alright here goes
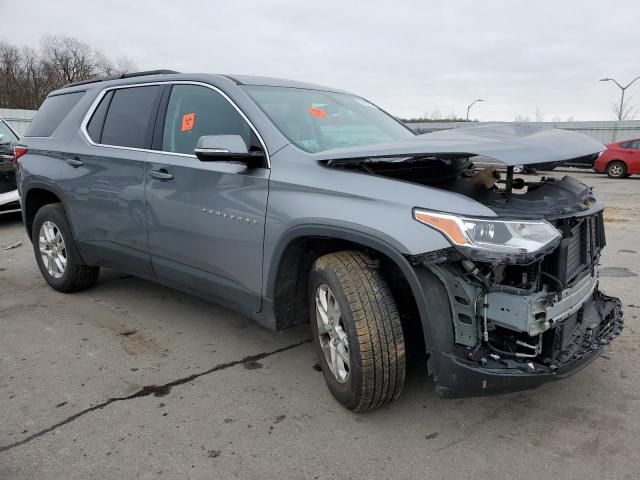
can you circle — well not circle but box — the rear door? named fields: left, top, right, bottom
left=144, top=83, right=269, bottom=312
left=58, top=84, right=163, bottom=275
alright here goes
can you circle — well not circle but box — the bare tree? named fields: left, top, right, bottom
left=610, top=98, right=638, bottom=120
left=535, top=107, right=544, bottom=122
left=0, top=35, right=136, bottom=109
left=41, top=35, right=98, bottom=84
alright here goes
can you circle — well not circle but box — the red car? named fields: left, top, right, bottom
left=594, top=138, right=640, bottom=178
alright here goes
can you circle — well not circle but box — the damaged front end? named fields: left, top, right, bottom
left=408, top=172, right=624, bottom=396
left=418, top=247, right=623, bottom=397
left=320, top=124, right=624, bottom=396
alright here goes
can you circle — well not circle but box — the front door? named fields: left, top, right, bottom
left=144, top=84, right=269, bottom=312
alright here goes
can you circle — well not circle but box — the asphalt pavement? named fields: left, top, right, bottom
left=1, top=169, right=639, bottom=479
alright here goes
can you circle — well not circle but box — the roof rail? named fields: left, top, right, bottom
left=63, top=70, right=180, bottom=88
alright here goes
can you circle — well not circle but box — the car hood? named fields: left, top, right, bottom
left=311, top=124, right=605, bottom=166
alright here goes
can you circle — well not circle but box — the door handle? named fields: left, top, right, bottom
left=66, top=158, right=84, bottom=168
left=149, top=169, right=174, bottom=180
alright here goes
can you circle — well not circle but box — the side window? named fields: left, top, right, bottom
left=630, top=140, right=640, bottom=149
left=86, top=90, right=114, bottom=143
left=161, top=85, right=251, bottom=155
left=26, top=91, right=85, bottom=137
left=99, top=85, right=162, bottom=149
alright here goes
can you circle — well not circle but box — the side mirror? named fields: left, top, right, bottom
left=194, top=135, right=250, bottom=162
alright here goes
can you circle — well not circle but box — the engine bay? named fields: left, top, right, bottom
left=329, top=155, right=598, bottom=217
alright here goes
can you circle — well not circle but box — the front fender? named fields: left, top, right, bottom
left=265, top=221, right=422, bottom=301
left=264, top=223, right=456, bottom=372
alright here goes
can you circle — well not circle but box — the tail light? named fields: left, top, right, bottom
left=13, top=145, right=28, bottom=163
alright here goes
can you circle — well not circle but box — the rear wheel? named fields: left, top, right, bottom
left=32, top=203, right=99, bottom=292
left=309, top=251, right=406, bottom=411
left=606, top=161, right=627, bottom=178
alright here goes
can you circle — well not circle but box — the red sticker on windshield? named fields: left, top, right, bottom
left=308, top=107, right=327, bottom=118
left=181, top=112, right=195, bottom=131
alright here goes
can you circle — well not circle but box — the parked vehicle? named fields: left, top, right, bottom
left=0, top=116, right=21, bottom=215
left=563, top=153, right=599, bottom=169
left=16, top=71, right=623, bottom=410
left=594, top=138, right=640, bottom=178
left=512, top=153, right=598, bottom=174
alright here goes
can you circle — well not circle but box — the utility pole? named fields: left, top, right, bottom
left=466, top=99, right=484, bottom=121
left=600, top=76, right=640, bottom=120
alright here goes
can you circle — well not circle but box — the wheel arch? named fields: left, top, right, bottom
left=606, top=158, right=628, bottom=171
left=266, top=225, right=442, bottom=360
left=22, top=184, right=70, bottom=241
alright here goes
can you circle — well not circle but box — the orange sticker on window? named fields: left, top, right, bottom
left=181, top=112, right=195, bottom=132
left=308, top=107, right=327, bottom=118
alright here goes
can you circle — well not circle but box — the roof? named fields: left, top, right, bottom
left=223, top=74, right=349, bottom=93
left=53, top=71, right=349, bottom=96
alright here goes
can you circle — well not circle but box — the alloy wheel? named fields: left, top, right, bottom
left=315, top=284, right=350, bottom=383
left=38, top=220, right=67, bottom=279
left=609, top=163, right=624, bottom=177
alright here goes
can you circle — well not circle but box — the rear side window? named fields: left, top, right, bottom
left=98, top=86, right=162, bottom=149
left=26, top=92, right=85, bottom=137
left=86, top=90, right=114, bottom=143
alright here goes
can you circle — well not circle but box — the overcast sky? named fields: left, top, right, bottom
left=2, top=0, right=639, bottom=121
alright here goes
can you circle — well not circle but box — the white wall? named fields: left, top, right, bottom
left=0, top=108, right=37, bottom=137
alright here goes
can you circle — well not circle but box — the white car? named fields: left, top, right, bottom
left=0, top=117, right=20, bottom=215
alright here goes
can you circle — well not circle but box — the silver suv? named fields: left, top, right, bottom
left=16, top=71, right=623, bottom=411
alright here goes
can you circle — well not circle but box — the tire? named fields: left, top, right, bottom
left=32, top=203, right=99, bottom=292
left=606, top=161, right=627, bottom=178
left=309, top=251, right=406, bottom=411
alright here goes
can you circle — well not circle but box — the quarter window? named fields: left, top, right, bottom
left=26, top=92, right=85, bottom=137
left=99, top=85, right=162, bottom=149
left=86, top=90, right=113, bottom=143
left=161, top=85, right=251, bottom=155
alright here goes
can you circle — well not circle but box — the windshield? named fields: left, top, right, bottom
left=242, top=85, right=415, bottom=153
left=0, top=119, right=19, bottom=145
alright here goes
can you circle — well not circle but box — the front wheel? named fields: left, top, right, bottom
left=309, top=251, right=406, bottom=412
left=32, top=203, right=100, bottom=292
left=606, top=161, right=627, bottom=178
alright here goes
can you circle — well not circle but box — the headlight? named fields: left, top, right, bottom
left=413, top=209, right=561, bottom=264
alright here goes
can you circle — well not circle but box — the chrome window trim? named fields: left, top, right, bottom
left=79, top=80, right=271, bottom=167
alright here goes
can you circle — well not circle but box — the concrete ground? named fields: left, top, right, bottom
left=1, top=169, right=639, bottom=479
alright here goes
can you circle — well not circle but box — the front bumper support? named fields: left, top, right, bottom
left=433, top=290, right=623, bottom=397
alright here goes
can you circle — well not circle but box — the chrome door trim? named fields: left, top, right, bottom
left=79, top=80, right=271, bottom=167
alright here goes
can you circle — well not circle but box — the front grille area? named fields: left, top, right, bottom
left=543, top=212, right=605, bottom=286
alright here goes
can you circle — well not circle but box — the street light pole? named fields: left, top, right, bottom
left=600, top=76, right=640, bottom=120
left=466, top=99, right=484, bottom=121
